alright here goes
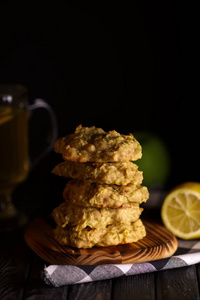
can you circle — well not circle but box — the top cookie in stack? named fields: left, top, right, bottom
left=51, top=125, right=149, bottom=249
left=54, top=124, right=142, bottom=162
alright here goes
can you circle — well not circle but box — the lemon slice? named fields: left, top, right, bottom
left=161, top=182, right=200, bottom=239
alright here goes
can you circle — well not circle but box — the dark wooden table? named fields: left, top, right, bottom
left=1, top=156, right=200, bottom=300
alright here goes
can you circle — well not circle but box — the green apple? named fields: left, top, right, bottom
left=133, top=131, right=171, bottom=188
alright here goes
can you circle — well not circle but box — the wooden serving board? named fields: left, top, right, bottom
left=24, top=218, right=178, bottom=265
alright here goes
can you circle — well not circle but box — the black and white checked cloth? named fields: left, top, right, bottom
left=44, top=239, right=200, bottom=286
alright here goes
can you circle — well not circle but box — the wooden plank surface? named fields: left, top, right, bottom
left=24, top=218, right=178, bottom=265
left=68, top=280, right=112, bottom=300
left=112, top=273, right=156, bottom=300
left=0, top=248, right=29, bottom=300
left=196, top=263, right=200, bottom=289
left=23, top=256, right=69, bottom=300
left=156, top=265, right=200, bottom=300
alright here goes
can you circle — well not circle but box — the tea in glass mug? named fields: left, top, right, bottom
left=0, top=84, right=57, bottom=230
left=0, top=105, right=29, bottom=194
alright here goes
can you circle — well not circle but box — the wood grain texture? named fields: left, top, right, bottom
left=156, top=265, right=200, bottom=300
left=112, top=273, right=156, bottom=300
left=0, top=243, right=30, bottom=300
left=23, top=256, right=69, bottom=300
left=68, top=280, right=112, bottom=300
left=24, top=218, right=178, bottom=265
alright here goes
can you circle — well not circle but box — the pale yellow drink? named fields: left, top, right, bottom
left=0, top=105, right=29, bottom=195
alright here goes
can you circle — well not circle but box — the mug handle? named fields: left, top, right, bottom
left=28, top=99, right=58, bottom=167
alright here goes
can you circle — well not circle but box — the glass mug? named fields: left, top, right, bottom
left=0, top=84, right=57, bottom=231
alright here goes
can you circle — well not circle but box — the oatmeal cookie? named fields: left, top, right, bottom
left=63, top=180, right=149, bottom=208
left=54, top=125, right=142, bottom=162
left=52, top=161, right=143, bottom=185
left=52, top=201, right=143, bottom=232
left=54, top=219, right=146, bottom=248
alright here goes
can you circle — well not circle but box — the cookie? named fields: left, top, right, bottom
left=52, top=201, right=143, bottom=232
left=52, top=161, right=143, bottom=185
left=63, top=180, right=149, bottom=208
left=54, top=125, right=142, bottom=162
left=54, top=219, right=146, bottom=248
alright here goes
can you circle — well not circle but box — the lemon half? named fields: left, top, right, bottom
left=161, top=182, right=200, bottom=239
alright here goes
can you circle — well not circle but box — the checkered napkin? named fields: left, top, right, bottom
left=44, top=239, right=200, bottom=286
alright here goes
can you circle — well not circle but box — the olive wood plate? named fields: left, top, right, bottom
left=24, top=218, right=178, bottom=265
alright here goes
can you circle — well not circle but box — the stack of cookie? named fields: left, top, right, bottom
left=51, top=125, right=149, bottom=248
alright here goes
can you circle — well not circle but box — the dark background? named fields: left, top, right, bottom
left=0, top=1, right=199, bottom=214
